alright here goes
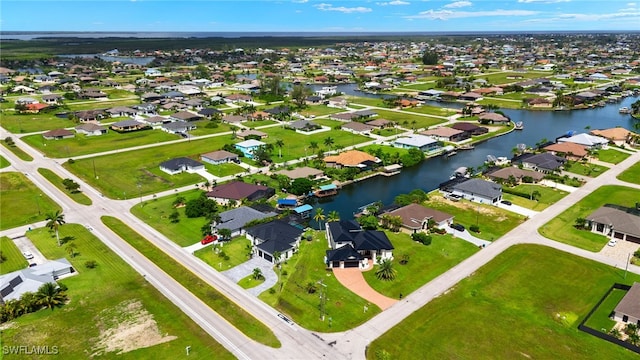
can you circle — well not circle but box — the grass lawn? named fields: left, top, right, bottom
left=37, top=168, right=92, bottom=206
left=618, top=160, right=640, bottom=184
left=203, top=161, right=245, bottom=177
left=0, top=172, right=61, bottom=230
left=259, top=231, right=381, bottom=332
left=187, top=120, right=232, bottom=136
left=367, top=244, right=640, bottom=360
left=584, top=288, right=627, bottom=332
left=0, top=112, right=74, bottom=133
left=194, top=237, right=253, bottom=271
left=22, top=129, right=180, bottom=158
left=563, top=161, right=609, bottom=177
left=131, top=189, right=209, bottom=247
left=2, top=223, right=235, bottom=359
left=0, top=154, right=10, bottom=168
left=596, top=148, right=631, bottom=164
left=502, top=184, right=569, bottom=211
left=397, top=82, right=437, bottom=91
left=62, top=136, right=228, bottom=199
left=346, top=96, right=388, bottom=108
left=539, top=185, right=640, bottom=251
left=101, top=216, right=280, bottom=347
left=0, top=140, right=33, bottom=161
left=476, top=98, right=525, bottom=109
left=404, top=105, right=457, bottom=117
left=374, top=109, right=445, bottom=129
left=297, top=105, right=343, bottom=117
left=476, top=71, right=548, bottom=85
left=372, top=128, right=399, bottom=137
left=425, top=193, right=526, bottom=241
left=238, top=274, right=265, bottom=289
left=362, top=232, right=478, bottom=298
left=0, top=236, right=28, bottom=273
left=244, top=119, right=277, bottom=128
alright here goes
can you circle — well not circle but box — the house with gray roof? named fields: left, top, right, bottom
left=75, top=123, right=107, bottom=136
left=201, top=150, right=239, bottom=165
left=446, top=178, right=503, bottom=204
left=246, top=221, right=303, bottom=264
left=161, top=121, right=196, bottom=134
left=586, top=204, right=640, bottom=244
left=512, top=152, right=566, bottom=173
left=614, top=282, right=640, bottom=324
left=0, top=259, right=74, bottom=303
left=159, top=157, right=204, bottom=175
left=211, top=206, right=277, bottom=238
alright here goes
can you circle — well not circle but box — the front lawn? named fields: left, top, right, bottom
left=596, top=148, right=631, bottom=164
left=194, top=236, right=252, bottom=271
left=563, top=161, right=609, bottom=177
left=244, top=119, right=277, bottom=128
left=367, top=244, right=640, bottom=359
left=101, top=216, right=280, bottom=347
left=362, top=232, right=478, bottom=298
left=539, top=185, right=640, bottom=251
left=130, top=189, right=209, bottom=247
left=38, top=168, right=92, bottom=205
left=0, top=172, right=61, bottom=230
left=618, top=160, right=640, bottom=184
left=259, top=231, right=381, bottom=332
left=0, top=236, right=28, bottom=273
left=501, top=184, right=569, bottom=211
left=203, top=162, right=245, bottom=178
left=3, top=224, right=234, bottom=359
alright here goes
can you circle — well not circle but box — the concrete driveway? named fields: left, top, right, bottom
left=446, top=227, right=491, bottom=247
left=13, top=235, right=47, bottom=265
left=496, top=202, right=539, bottom=218
left=222, top=257, right=278, bottom=296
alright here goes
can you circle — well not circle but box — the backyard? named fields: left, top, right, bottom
left=367, top=244, right=640, bottom=359
left=2, top=223, right=234, bottom=359
left=539, top=185, right=640, bottom=251
left=0, top=172, right=61, bottom=230
left=618, top=160, right=640, bottom=184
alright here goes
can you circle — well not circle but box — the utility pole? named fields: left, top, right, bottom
left=92, top=159, right=97, bottom=179
left=625, top=252, right=631, bottom=279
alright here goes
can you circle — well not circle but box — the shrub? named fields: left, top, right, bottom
left=411, top=232, right=432, bottom=245
left=67, top=158, right=75, bottom=164
left=84, top=260, right=97, bottom=269
left=469, top=225, right=480, bottom=233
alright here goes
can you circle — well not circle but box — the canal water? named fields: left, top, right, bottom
left=310, top=92, right=639, bottom=218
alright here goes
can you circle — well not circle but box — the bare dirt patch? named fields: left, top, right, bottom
left=91, top=299, right=176, bottom=357
left=430, top=193, right=499, bottom=216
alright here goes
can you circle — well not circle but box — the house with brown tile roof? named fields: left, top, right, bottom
left=486, top=167, right=545, bottom=183
left=206, top=181, right=275, bottom=206
left=543, top=142, right=588, bottom=160
left=590, top=128, right=635, bottom=145
left=384, top=203, right=454, bottom=233
left=42, top=129, right=74, bottom=140
left=201, top=150, right=239, bottom=165
left=366, top=118, right=393, bottom=128
left=236, top=129, right=267, bottom=140
left=324, top=150, right=381, bottom=169
left=341, top=121, right=375, bottom=134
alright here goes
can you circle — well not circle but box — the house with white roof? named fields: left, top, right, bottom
left=235, top=139, right=265, bottom=159
left=558, top=133, right=609, bottom=149
left=393, top=135, right=441, bottom=152
left=0, top=259, right=74, bottom=303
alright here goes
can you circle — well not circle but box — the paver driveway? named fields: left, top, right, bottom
left=333, top=267, right=398, bottom=310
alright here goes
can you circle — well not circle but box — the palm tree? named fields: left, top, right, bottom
left=375, top=258, right=397, bottom=281
left=65, top=242, right=77, bottom=258
left=531, top=190, right=541, bottom=201
left=323, top=136, right=334, bottom=149
left=36, top=282, right=67, bottom=310
left=327, top=210, right=340, bottom=223
left=19, top=292, right=38, bottom=314
left=217, top=228, right=231, bottom=241
left=309, top=141, right=319, bottom=153
left=252, top=267, right=263, bottom=280
left=275, top=139, right=285, bottom=158
left=314, top=208, right=326, bottom=230
left=45, top=210, right=65, bottom=247
left=389, top=216, right=403, bottom=232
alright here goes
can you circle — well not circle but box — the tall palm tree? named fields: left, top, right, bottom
left=45, top=210, right=65, bottom=247
left=36, top=283, right=67, bottom=310
left=323, top=136, right=334, bottom=149
left=252, top=267, right=263, bottom=280
left=65, top=242, right=77, bottom=258
left=314, top=208, right=326, bottom=230
left=309, top=141, right=319, bottom=153
left=275, top=139, right=285, bottom=158
left=327, top=210, right=340, bottom=223
left=375, top=258, right=397, bottom=281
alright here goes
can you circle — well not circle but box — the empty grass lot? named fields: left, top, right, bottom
left=0, top=172, right=61, bottom=230
left=2, top=224, right=234, bottom=359
left=0, top=236, right=28, bottom=274
left=0, top=154, right=9, bottom=168
left=563, top=161, right=609, bottom=177
left=596, top=148, right=631, bottom=164
left=22, top=129, right=180, bottom=158
left=203, top=161, right=245, bottom=177
left=367, top=244, right=640, bottom=359
left=617, top=160, right=640, bottom=184
left=373, top=109, right=445, bottom=129
left=539, top=185, right=640, bottom=251
left=259, top=231, right=381, bottom=332
left=101, top=216, right=280, bottom=347
left=63, top=136, right=228, bottom=199
left=362, top=232, right=478, bottom=298
left=37, top=168, right=92, bottom=205
left=131, top=189, right=208, bottom=247
left=403, top=105, right=457, bottom=117
left=297, top=105, right=344, bottom=117
left=501, top=184, right=569, bottom=211
left=0, top=113, right=74, bottom=133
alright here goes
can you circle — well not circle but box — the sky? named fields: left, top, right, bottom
left=1, top=0, right=640, bottom=33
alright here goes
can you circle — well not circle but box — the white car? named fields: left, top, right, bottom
left=607, top=239, right=618, bottom=247
left=22, top=251, right=34, bottom=260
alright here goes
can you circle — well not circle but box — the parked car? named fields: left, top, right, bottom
left=29, top=263, right=37, bottom=268
left=201, top=235, right=218, bottom=245
left=22, top=251, right=34, bottom=260
left=608, top=239, right=618, bottom=247
left=501, top=200, right=512, bottom=206
left=450, top=223, right=465, bottom=232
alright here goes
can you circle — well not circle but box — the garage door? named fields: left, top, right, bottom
left=263, top=253, right=273, bottom=262
left=614, top=232, right=624, bottom=240
left=627, top=235, right=640, bottom=244
left=344, top=261, right=359, bottom=268
left=332, top=261, right=341, bottom=268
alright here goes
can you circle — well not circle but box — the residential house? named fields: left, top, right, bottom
left=0, top=259, right=74, bottom=302
left=159, top=157, right=205, bottom=175
left=75, top=110, right=104, bottom=123
left=451, top=122, right=489, bottom=136
left=558, top=133, right=609, bottom=149
left=140, top=115, right=170, bottom=128
left=110, top=119, right=147, bottom=132
left=236, top=129, right=267, bottom=140
left=289, top=120, right=321, bottom=132
left=543, top=142, right=588, bottom=160
left=586, top=204, right=640, bottom=243
left=590, top=128, right=635, bottom=146
left=342, top=121, right=374, bottom=134
left=235, top=139, right=266, bottom=159
left=106, top=106, right=138, bottom=118
left=201, top=150, right=239, bottom=165
left=75, top=123, right=107, bottom=136
left=512, top=152, right=566, bottom=173
left=478, top=112, right=510, bottom=125
left=324, top=150, right=381, bottom=170
left=211, top=206, right=277, bottom=238
left=384, top=203, right=454, bottom=233
left=327, top=97, right=348, bottom=108
left=222, top=114, right=248, bottom=124
left=393, top=135, right=441, bottom=152
left=42, top=129, right=74, bottom=140
left=276, top=166, right=325, bottom=181
left=206, top=181, right=275, bottom=205
left=198, top=108, right=222, bottom=119
left=225, top=93, right=253, bottom=104
left=613, top=282, right=640, bottom=324
left=366, top=118, right=393, bottom=129
left=42, top=94, right=63, bottom=104
left=246, top=221, right=303, bottom=264
left=325, top=220, right=394, bottom=269
left=161, top=121, right=196, bottom=135
left=420, top=127, right=469, bottom=142
left=485, top=167, right=545, bottom=183
left=443, top=178, right=503, bottom=204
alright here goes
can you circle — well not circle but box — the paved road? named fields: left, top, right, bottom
left=3, top=122, right=640, bottom=360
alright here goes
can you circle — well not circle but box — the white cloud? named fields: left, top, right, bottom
left=315, top=3, right=373, bottom=13
left=444, top=1, right=472, bottom=8
left=377, top=0, right=411, bottom=5
left=556, top=10, right=640, bottom=20
left=406, top=9, right=538, bottom=20
left=628, top=2, right=637, bottom=5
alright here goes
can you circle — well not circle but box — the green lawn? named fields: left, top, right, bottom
left=244, top=119, right=277, bottom=128
left=22, top=129, right=180, bottom=158
left=595, top=148, right=631, bottom=164
left=297, top=105, right=343, bottom=117
left=373, top=109, right=445, bottom=129
left=563, top=161, right=609, bottom=177
left=502, top=184, right=569, bottom=211
left=62, top=136, right=228, bottom=199
left=476, top=71, right=549, bottom=85
left=37, top=168, right=92, bottom=205
left=131, top=189, right=208, bottom=247
left=618, top=160, right=640, bottom=184
left=0, top=112, right=74, bottom=133
left=476, top=98, right=525, bottom=109
left=397, top=82, right=437, bottom=91
left=101, top=216, right=280, bottom=347
left=0, top=236, right=28, bottom=273
left=0, top=172, right=61, bottom=230
left=238, top=274, right=265, bottom=289
left=362, top=232, right=478, bottom=298
left=584, top=288, right=627, bottom=332
left=425, top=193, right=526, bottom=241
left=0, top=154, right=10, bottom=168
left=0, top=140, right=33, bottom=161
left=259, top=231, right=381, bottom=332
left=404, top=105, right=457, bottom=117
left=2, top=223, right=234, bottom=359
left=194, top=237, right=253, bottom=271
left=203, top=161, right=245, bottom=177
left=185, top=120, right=232, bottom=136
left=346, top=96, right=387, bottom=108
left=367, top=244, right=640, bottom=360
left=539, top=185, right=640, bottom=251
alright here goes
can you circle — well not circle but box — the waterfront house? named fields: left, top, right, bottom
left=512, top=152, right=566, bottom=173
left=75, top=123, right=107, bottom=136
left=485, top=167, right=545, bottom=183
left=478, top=112, right=510, bottom=125
left=325, top=220, right=394, bottom=269
left=393, top=135, right=440, bottom=152
left=383, top=203, right=454, bottom=233
left=206, top=181, right=275, bottom=206
left=590, top=128, right=635, bottom=146
left=276, top=166, right=325, bottom=181
left=246, top=221, right=303, bottom=264
left=451, top=122, right=489, bottom=136
left=420, top=127, right=469, bottom=142
left=235, top=139, right=266, bottom=159
left=543, top=142, right=588, bottom=160
left=558, top=133, right=609, bottom=149
left=211, top=206, right=277, bottom=238
left=613, top=282, right=640, bottom=324
left=585, top=204, right=640, bottom=244
left=159, top=157, right=204, bottom=175
left=324, top=150, right=381, bottom=170
left=201, top=150, right=239, bottom=165
left=443, top=178, right=502, bottom=204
